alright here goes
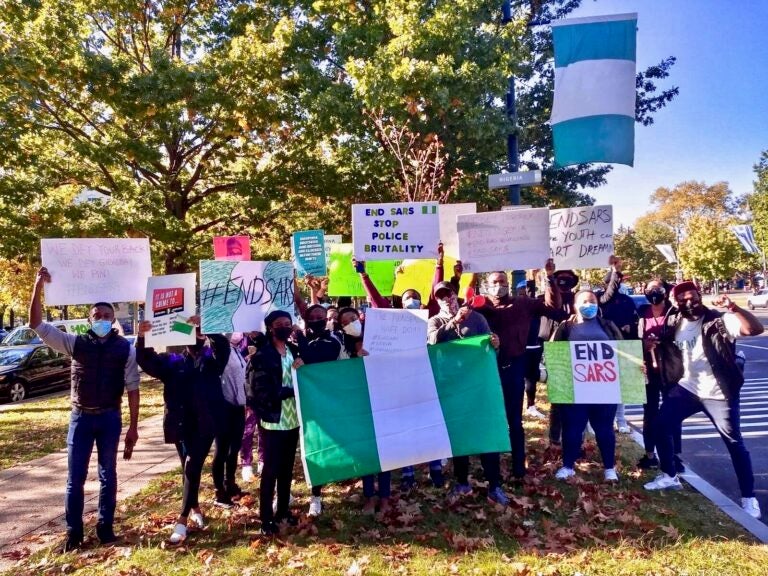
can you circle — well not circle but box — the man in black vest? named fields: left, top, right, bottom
left=30, top=267, right=140, bottom=551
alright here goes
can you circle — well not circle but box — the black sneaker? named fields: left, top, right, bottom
left=214, top=490, right=234, bottom=508
left=275, top=513, right=299, bottom=527
left=61, top=535, right=83, bottom=553
left=260, top=521, right=279, bottom=536
left=674, top=456, right=686, bottom=474
left=228, top=485, right=250, bottom=499
left=637, top=455, right=659, bottom=470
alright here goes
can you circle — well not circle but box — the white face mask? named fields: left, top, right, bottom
left=343, top=319, right=362, bottom=338
left=487, top=285, right=508, bottom=298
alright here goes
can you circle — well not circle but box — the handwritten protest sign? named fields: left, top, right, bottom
left=352, top=202, right=440, bottom=261
left=392, top=258, right=474, bottom=302
left=544, top=340, right=646, bottom=404
left=292, top=230, right=327, bottom=278
left=199, top=260, right=293, bottom=333
left=549, top=205, right=613, bottom=269
left=213, top=236, right=251, bottom=261
left=456, top=208, right=550, bottom=273
left=145, top=274, right=197, bottom=347
left=40, top=238, right=152, bottom=305
left=362, top=308, right=429, bottom=355
left=324, top=234, right=342, bottom=265
left=326, top=243, right=398, bottom=298
left=438, top=203, right=476, bottom=259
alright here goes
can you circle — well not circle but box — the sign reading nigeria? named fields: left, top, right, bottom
left=352, top=202, right=440, bottom=261
left=544, top=340, right=646, bottom=404
left=488, top=170, right=542, bottom=190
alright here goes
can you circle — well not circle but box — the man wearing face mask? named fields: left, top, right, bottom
left=29, top=267, right=140, bottom=552
left=477, top=260, right=561, bottom=480
left=644, top=281, right=764, bottom=520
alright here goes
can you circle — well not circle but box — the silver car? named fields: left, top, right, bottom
left=747, top=289, right=768, bottom=310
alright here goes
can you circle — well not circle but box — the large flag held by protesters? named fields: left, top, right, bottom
left=731, top=225, right=761, bottom=254
left=550, top=13, right=637, bottom=167
left=294, top=336, right=510, bottom=486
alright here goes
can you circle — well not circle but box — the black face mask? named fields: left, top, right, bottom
left=645, top=290, right=666, bottom=305
left=272, top=326, right=293, bottom=341
left=679, top=300, right=704, bottom=320
left=306, top=320, right=327, bottom=335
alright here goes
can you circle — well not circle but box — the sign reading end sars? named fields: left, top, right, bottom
left=352, top=202, right=440, bottom=261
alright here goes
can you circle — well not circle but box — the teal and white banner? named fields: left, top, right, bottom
left=550, top=13, right=637, bottom=167
left=544, top=340, right=646, bottom=404
left=731, top=225, right=760, bottom=255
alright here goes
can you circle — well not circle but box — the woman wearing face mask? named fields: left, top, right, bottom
left=135, top=316, right=230, bottom=544
left=636, top=279, right=682, bottom=471
left=551, top=290, right=624, bottom=483
left=247, top=311, right=303, bottom=535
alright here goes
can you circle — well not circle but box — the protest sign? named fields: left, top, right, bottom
left=291, top=230, right=327, bottom=278
left=213, top=236, right=251, bottom=261
left=40, top=238, right=152, bottom=305
left=199, top=260, right=293, bottom=333
left=391, top=258, right=473, bottom=302
left=145, top=273, right=197, bottom=347
left=326, top=243, right=398, bottom=297
left=438, top=203, right=476, bottom=258
left=352, top=202, right=440, bottom=261
left=324, top=234, right=343, bottom=265
left=544, top=340, right=646, bottom=404
left=362, top=308, right=429, bottom=355
left=456, top=208, right=550, bottom=273
left=549, top=205, right=613, bottom=269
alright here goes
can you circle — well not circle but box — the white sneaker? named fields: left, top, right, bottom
left=189, top=511, right=205, bottom=529
left=241, top=465, right=254, bottom=483
left=555, top=466, right=576, bottom=480
left=169, top=523, right=187, bottom=545
left=256, top=461, right=264, bottom=475
left=741, top=497, right=762, bottom=519
left=308, top=496, right=322, bottom=517
left=644, top=473, right=683, bottom=491
left=526, top=406, right=546, bottom=419
left=617, top=425, right=631, bottom=434
left=604, top=468, right=619, bottom=482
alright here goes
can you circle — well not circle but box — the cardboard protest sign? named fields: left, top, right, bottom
left=544, top=340, right=646, bottom=404
left=213, top=236, right=251, bottom=261
left=549, top=205, right=613, bottom=269
left=362, top=308, right=429, bottom=355
left=438, top=203, right=476, bottom=258
left=392, top=258, right=474, bottom=302
left=324, top=234, right=343, bottom=265
left=292, top=230, right=327, bottom=278
left=352, top=202, right=440, bottom=261
left=145, top=274, right=197, bottom=347
left=40, top=238, right=152, bottom=305
left=199, top=260, right=293, bottom=333
left=456, top=208, right=550, bottom=273
left=326, top=243, right=398, bottom=298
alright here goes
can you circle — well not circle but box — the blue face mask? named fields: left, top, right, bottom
left=91, top=320, right=113, bottom=337
left=403, top=298, right=421, bottom=309
left=578, top=304, right=599, bottom=320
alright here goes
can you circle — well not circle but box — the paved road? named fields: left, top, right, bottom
left=625, top=307, right=768, bottom=524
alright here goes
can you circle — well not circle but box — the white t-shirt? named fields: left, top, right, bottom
left=675, top=313, right=742, bottom=400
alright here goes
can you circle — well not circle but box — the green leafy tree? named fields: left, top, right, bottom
left=678, top=215, right=746, bottom=283
left=746, top=151, right=768, bottom=265
left=614, top=218, right=676, bottom=283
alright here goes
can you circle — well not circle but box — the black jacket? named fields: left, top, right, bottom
left=136, top=335, right=230, bottom=443
left=656, top=306, right=744, bottom=399
left=246, top=341, right=300, bottom=423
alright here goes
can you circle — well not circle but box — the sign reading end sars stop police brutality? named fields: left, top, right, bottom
left=352, top=202, right=440, bottom=261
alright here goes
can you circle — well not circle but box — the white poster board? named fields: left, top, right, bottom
left=549, top=205, right=614, bottom=269
left=456, top=208, right=550, bottom=273
left=145, top=274, right=197, bottom=347
left=352, top=202, right=440, bottom=261
left=40, top=238, right=152, bottom=305
left=362, top=308, right=429, bottom=355
left=438, top=203, right=476, bottom=259
left=199, top=260, right=294, bottom=333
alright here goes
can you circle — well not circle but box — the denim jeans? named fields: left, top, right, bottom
left=499, top=356, right=527, bottom=478
left=561, top=404, right=617, bottom=469
left=657, top=385, right=755, bottom=497
left=362, top=472, right=392, bottom=498
left=66, top=408, right=122, bottom=538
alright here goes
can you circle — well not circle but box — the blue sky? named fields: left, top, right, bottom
left=563, top=0, right=768, bottom=227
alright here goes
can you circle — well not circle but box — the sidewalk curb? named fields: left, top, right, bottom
left=629, top=429, right=768, bottom=543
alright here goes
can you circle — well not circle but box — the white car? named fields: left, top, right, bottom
left=747, top=289, right=768, bottom=310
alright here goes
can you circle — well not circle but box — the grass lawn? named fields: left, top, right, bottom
left=5, top=408, right=767, bottom=575
left=0, top=377, right=165, bottom=470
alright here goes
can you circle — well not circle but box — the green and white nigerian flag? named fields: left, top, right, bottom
left=550, top=13, right=637, bottom=167
left=544, top=340, right=646, bottom=404
left=294, top=336, right=510, bottom=486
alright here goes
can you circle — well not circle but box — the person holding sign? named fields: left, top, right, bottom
left=135, top=317, right=231, bottom=544
left=476, top=259, right=560, bottom=481
left=550, top=290, right=625, bottom=482
left=644, top=283, right=764, bottom=520
left=29, top=267, right=140, bottom=552
left=428, top=282, right=507, bottom=506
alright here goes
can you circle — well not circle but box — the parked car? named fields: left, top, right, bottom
left=0, top=345, right=71, bottom=403
left=747, top=289, right=768, bottom=310
left=0, top=320, right=90, bottom=347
